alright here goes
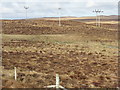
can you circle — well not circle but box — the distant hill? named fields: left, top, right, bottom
left=37, top=15, right=118, bottom=22
left=1, top=15, right=118, bottom=25
left=1, top=15, right=118, bottom=21
left=69, top=15, right=118, bottom=24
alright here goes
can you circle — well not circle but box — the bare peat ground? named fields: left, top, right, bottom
left=1, top=19, right=119, bottom=88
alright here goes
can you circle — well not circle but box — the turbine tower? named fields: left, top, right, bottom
left=58, top=8, right=61, bottom=26
left=93, top=9, right=103, bottom=27
left=93, top=9, right=99, bottom=26
left=98, top=10, right=103, bottom=27
left=24, top=6, right=29, bottom=20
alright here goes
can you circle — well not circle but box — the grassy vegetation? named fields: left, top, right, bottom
left=3, top=34, right=118, bottom=56
left=2, top=19, right=118, bottom=88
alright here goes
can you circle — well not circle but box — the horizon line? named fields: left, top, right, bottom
left=0, top=15, right=118, bottom=20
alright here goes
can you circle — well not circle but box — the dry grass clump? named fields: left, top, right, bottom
left=2, top=40, right=118, bottom=88
left=2, top=19, right=118, bottom=88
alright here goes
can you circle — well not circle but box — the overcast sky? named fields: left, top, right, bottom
left=0, top=0, right=119, bottom=19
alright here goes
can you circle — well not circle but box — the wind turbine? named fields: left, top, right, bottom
left=93, top=9, right=103, bottom=27
left=93, top=9, right=99, bottom=26
left=58, top=8, right=61, bottom=26
left=24, top=6, right=29, bottom=20
left=98, top=10, right=103, bottom=27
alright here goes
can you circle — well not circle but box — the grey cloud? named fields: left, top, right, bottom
left=1, top=1, right=118, bottom=19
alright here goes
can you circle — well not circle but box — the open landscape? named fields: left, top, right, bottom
left=1, top=15, right=119, bottom=88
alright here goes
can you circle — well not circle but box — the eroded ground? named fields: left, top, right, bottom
left=1, top=19, right=119, bottom=88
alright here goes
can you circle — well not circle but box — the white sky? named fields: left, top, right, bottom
left=0, top=0, right=119, bottom=19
